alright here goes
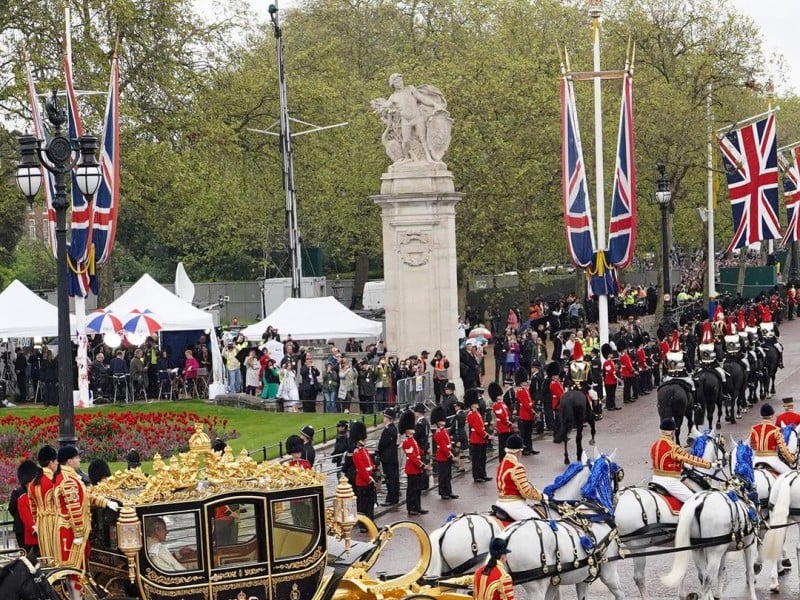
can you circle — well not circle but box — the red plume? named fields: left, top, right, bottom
left=670, top=330, right=681, bottom=352
left=747, top=309, right=757, bottom=327
left=713, top=305, right=724, bottom=320
left=726, top=316, right=734, bottom=336
left=572, top=339, right=585, bottom=361
left=737, top=310, right=746, bottom=332
left=701, top=321, right=713, bottom=344
left=759, top=304, right=772, bottom=323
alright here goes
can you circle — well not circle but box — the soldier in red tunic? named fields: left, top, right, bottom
left=602, top=343, right=619, bottom=411
left=473, top=537, right=515, bottom=600
left=494, top=435, right=545, bottom=521
left=285, top=435, right=312, bottom=469
left=546, top=362, right=564, bottom=437
left=749, top=403, right=796, bottom=474
left=489, top=382, right=512, bottom=459
left=618, top=341, right=637, bottom=404
left=513, top=369, right=539, bottom=456
left=400, top=410, right=430, bottom=516
left=650, top=418, right=713, bottom=502
left=28, top=445, right=59, bottom=562
left=775, top=397, right=800, bottom=428
left=350, top=421, right=378, bottom=522
left=431, top=405, right=458, bottom=500
left=466, top=389, right=490, bottom=483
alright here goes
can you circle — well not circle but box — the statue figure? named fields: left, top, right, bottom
left=371, top=73, right=452, bottom=165
left=45, top=89, right=67, bottom=128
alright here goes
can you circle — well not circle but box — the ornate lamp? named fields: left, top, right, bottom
left=116, top=504, right=142, bottom=582
left=332, top=474, right=358, bottom=553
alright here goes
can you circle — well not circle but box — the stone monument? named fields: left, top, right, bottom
left=370, top=74, right=462, bottom=388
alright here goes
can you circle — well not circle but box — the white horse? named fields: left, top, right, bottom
left=661, top=484, right=758, bottom=600
left=500, top=450, right=626, bottom=600
left=762, top=470, right=800, bottom=594
left=615, top=429, right=727, bottom=600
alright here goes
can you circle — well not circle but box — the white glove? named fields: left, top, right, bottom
left=31, top=524, right=38, bottom=536
left=106, top=499, right=120, bottom=512
left=73, top=537, right=84, bottom=547
left=542, top=493, right=549, bottom=504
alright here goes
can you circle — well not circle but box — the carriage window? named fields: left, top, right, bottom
left=144, top=512, right=200, bottom=572
left=209, top=501, right=263, bottom=568
left=271, top=497, right=318, bottom=561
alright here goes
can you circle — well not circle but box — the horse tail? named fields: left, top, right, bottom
left=763, top=474, right=793, bottom=561
left=661, top=498, right=695, bottom=587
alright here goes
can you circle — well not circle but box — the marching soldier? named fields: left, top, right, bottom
left=601, top=344, right=618, bottom=412
left=494, top=434, right=546, bottom=521
left=651, top=418, right=714, bottom=502
left=513, top=369, right=539, bottom=455
left=431, top=405, right=458, bottom=499
left=473, top=537, right=515, bottom=600
left=618, top=340, right=637, bottom=404
left=400, top=409, right=430, bottom=516
left=749, top=404, right=796, bottom=474
left=546, top=362, right=564, bottom=437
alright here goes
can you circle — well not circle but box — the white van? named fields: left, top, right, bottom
left=362, top=281, right=385, bottom=310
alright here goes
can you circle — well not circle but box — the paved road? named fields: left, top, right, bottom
left=357, top=319, right=800, bottom=599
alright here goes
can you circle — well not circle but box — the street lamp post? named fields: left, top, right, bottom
left=16, top=90, right=102, bottom=446
left=653, top=161, right=675, bottom=334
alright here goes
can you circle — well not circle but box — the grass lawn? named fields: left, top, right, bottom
left=4, top=400, right=352, bottom=470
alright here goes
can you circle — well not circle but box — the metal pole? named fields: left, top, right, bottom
left=271, top=5, right=302, bottom=298
left=791, top=241, right=799, bottom=284
left=590, top=3, right=609, bottom=344
left=706, top=83, right=716, bottom=299
left=661, top=203, right=672, bottom=328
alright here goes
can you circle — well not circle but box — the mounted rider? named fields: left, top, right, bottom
left=723, top=316, right=748, bottom=370
left=711, top=305, right=726, bottom=340
left=775, top=397, right=800, bottom=428
left=696, top=320, right=727, bottom=386
left=662, top=331, right=695, bottom=396
left=650, top=417, right=714, bottom=502
left=494, top=434, right=546, bottom=520
left=749, top=403, right=796, bottom=474
left=757, top=302, right=784, bottom=369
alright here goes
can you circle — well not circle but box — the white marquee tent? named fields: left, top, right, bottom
left=241, top=296, right=383, bottom=341
left=0, top=279, right=75, bottom=338
left=105, top=274, right=224, bottom=390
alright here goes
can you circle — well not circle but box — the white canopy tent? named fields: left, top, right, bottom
left=0, top=279, right=75, bottom=338
left=105, top=274, right=225, bottom=391
left=241, top=296, right=383, bottom=341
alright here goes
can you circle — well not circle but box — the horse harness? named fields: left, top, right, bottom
left=691, top=488, right=756, bottom=549
left=437, top=514, right=494, bottom=576
left=503, top=502, right=619, bottom=587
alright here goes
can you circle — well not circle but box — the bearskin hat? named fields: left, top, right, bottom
left=398, top=409, right=416, bottom=433
left=286, top=434, right=305, bottom=454
left=760, top=403, right=775, bottom=418
left=349, top=421, right=368, bottom=443
left=616, top=338, right=627, bottom=351
left=601, top=343, right=613, bottom=359
left=514, top=367, right=529, bottom=386
left=487, top=381, right=503, bottom=400
left=88, top=459, right=112, bottom=486
left=17, top=459, right=40, bottom=488
left=464, top=388, right=481, bottom=407
left=430, top=404, right=447, bottom=425
left=546, top=362, right=561, bottom=377
left=37, top=445, right=57, bottom=467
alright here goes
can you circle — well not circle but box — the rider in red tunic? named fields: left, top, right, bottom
left=651, top=418, right=713, bottom=502
left=775, top=397, right=800, bottom=428
left=473, top=537, right=515, bottom=600
left=749, top=403, right=796, bottom=474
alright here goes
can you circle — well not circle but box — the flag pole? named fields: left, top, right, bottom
left=589, top=0, right=609, bottom=344
left=706, top=82, right=716, bottom=300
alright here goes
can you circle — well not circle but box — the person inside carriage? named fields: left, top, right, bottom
left=749, top=403, right=796, bottom=474
left=494, top=434, right=547, bottom=521
left=650, top=417, right=714, bottom=503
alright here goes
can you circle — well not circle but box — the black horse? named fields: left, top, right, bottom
left=723, top=355, right=749, bottom=417
left=0, top=557, right=58, bottom=600
left=746, top=346, right=766, bottom=403
left=553, top=388, right=595, bottom=465
left=656, top=378, right=695, bottom=446
left=693, top=367, right=727, bottom=429
left=760, top=342, right=780, bottom=399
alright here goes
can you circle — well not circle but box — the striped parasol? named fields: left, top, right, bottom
left=122, top=309, right=163, bottom=337
left=85, top=310, right=124, bottom=335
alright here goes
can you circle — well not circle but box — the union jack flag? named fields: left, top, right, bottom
left=561, top=76, right=596, bottom=268
left=92, top=57, right=120, bottom=265
left=780, top=146, right=800, bottom=246
left=718, top=114, right=781, bottom=252
left=64, top=53, right=94, bottom=297
left=24, top=59, right=57, bottom=256
left=607, top=72, right=637, bottom=269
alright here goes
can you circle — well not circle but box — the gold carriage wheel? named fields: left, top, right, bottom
left=46, top=567, right=110, bottom=600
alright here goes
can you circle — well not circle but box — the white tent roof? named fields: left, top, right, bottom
left=105, top=274, right=213, bottom=331
left=0, top=280, right=74, bottom=338
left=241, top=296, right=383, bottom=341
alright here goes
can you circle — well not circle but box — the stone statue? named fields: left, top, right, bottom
left=371, top=73, right=452, bottom=165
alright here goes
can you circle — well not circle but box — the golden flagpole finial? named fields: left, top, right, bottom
left=588, top=0, right=603, bottom=19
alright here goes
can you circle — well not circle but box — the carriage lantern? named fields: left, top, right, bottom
left=116, top=504, right=143, bottom=582
left=333, top=475, right=358, bottom=554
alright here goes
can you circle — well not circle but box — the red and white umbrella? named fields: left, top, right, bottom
left=86, top=310, right=124, bottom=335
left=122, top=309, right=163, bottom=337
left=468, top=327, right=492, bottom=340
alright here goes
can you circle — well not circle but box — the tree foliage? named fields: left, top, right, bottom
left=0, top=0, right=795, bottom=291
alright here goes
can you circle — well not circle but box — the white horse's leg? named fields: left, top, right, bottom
left=598, top=563, right=626, bottom=600
left=701, top=547, right=724, bottom=600
left=712, top=551, right=726, bottom=599
left=742, top=541, right=758, bottom=600
left=632, top=556, right=650, bottom=599
left=767, top=559, right=780, bottom=594
left=522, top=580, right=550, bottom=600
left=677, top=565, right=689, bottom=600
left=575, top=581, right=588, bottom=600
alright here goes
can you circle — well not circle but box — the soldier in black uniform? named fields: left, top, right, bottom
left=376, top=408, right=400, bottom=506
left=331, top=420, right=349, bottom=477
left=449, top=399, right=468, bottom=472
left=299, top=425, right=316, bottom=467
left=529, top=361, right=546, bottom=433
left=589, top=347, right=603, bottom=419
left=413, top=402, right=431, bottom=484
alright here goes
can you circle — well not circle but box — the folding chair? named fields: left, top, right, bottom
left=112, top=374, right=130, bottom=404
left=131, top=374, right=148, bottom=403
left=196, top=368, right=209, bottom=397
left=182, top=377, right=201, bottom=399
left=157, top=370, right=175, bottom=400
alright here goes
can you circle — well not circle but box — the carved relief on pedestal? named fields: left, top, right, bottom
left=396, top=231, right=431, bottom=267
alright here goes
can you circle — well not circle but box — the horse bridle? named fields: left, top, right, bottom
left=18, top=556, right=54, bottom=600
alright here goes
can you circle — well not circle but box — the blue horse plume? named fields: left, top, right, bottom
left=580, top=455, right=619, bottom=514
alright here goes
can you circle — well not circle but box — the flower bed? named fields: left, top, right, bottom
left=0, top=411, right=238, bottom=498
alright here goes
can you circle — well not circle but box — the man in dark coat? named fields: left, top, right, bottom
left=299, top=359, right=321, bottom=413
left=376, top=408, right=400, bottom=506
left=299, top=425, right=316, bottom=467
left=460, top=346, right=480, bottom=391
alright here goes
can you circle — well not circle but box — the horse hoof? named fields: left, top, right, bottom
left=754, top=562, right=762, bottom=575
left=589, top=438, right=596, bottom=446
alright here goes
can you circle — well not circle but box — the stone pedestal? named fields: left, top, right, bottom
left=372, top=164, right=463, bottom=388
